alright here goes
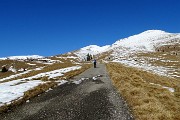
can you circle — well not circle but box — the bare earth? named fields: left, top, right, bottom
left=0, top=64, right=134, bottom=120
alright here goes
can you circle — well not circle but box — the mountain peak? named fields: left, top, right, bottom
left=112, top=30, right=175, bottom=52
left=141, top=30, right=167, bottom=34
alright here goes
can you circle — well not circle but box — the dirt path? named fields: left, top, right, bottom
left=0, top=64, right=134, bottom=120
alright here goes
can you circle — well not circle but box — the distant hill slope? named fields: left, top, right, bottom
left=74, top=30, right=179, bottom=57
left=72, top=30, right=180, bottom=79
left=0, top=55, right=45, bottom=61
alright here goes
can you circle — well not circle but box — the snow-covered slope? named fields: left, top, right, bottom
left=110, top=30, right=180, bottom=61
left=73, top=30, right=179, bottom=79
left=109, top=30, right=180, bottom=79
left=74, top=30, right=179, bottom=59
left=112, top=30, right=179, bottom=52
left=0, top=55, right=44, bottom=60
left=74, top=45, right=110, bottom=59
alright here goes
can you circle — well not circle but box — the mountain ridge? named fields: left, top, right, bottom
left=71, top=29, right=180, bottom=79
left=74, top=30, right=180, bottom=58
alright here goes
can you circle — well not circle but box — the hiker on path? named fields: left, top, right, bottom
left=93, top=59, right=97, bottom=68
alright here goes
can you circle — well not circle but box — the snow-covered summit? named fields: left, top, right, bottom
left=112, top=30, right=177, bottom=51
left=140, top=30, right=166, bottom=34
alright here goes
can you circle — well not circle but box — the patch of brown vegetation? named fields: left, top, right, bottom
left=0, top=59, right=44, bottom=79
left=0, top=62, right=75, bottom=83
left=23, top=82, right=56, bottom=99
left=106, top=62, right=180, bottom=120
left=136, top=50, right=180, bottom=80
left=96, top=50, right=113, bottom=62
left=156, top=43, right=180, bottom=53
left=50, top=52, right=81, bottom=63
left=0, top=71, right=14, bottom=79
left=59, top=63, right=92, bottom=80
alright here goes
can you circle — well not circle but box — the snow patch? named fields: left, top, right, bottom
left=8, top=66, right=17, bottom=73
left=0, top=80, right=44, bottom=104
left=2, top=55, right=44, bottom=60
left=149, top=83, right=175, bottom=92
left=27, top=63, right=36, bottom=66
left=72, top=78, right=89, bottom=84
left=92, top=76, right=98, bottom=81
left=56, top=80, right=68, bottom=86
left=46, top=88, right=53, bottom=92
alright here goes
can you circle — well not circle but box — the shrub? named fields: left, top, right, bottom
left=1, top=66, right=8, bottom=72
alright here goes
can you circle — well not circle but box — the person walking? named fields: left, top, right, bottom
left=93, top=59, right=97, bottom=68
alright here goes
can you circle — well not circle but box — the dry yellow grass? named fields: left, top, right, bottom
left=37, top=63, right=92, bottom=81
left=106, top=62, right=180, bottom=120
left=58, top=63, right=91, bottom=80
left=0, top=59, right=44, bottom=79
left=23, top=82, right=56, bottom=99
left=96, top=50, right=113, bottom=61
left=0, top=71, right=14, bottom=79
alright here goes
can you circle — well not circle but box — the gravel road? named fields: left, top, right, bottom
left=0, top=64, right=134, bottom=120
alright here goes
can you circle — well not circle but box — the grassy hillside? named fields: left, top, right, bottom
left=106, top=62, right=180, bottom=120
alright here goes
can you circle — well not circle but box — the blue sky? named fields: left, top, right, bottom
left=0, top=0, right=180, bottom=57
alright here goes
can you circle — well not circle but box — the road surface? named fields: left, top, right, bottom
left=0, top=64, right=134, bottom=120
